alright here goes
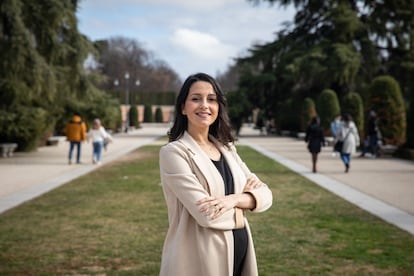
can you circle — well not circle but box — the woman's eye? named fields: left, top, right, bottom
left=191, top=97, right=200, bottom=101
left=208, top=97, right=217, bottom=102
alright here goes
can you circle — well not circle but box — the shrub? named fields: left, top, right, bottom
left=0, top=106, right=49, bottom=151
left=143, top=104, right=153, bottom=123
left=406, top=99, right=414, bottom=148
left=316, top=89, right=340, bottom=133
left=300, top=97, right=317, bottom=132
left=366, top=75, right=406, bottom=145
left=342, top=92, right=364, bottom=138
left=154, top=106, right=163, bottom=123
left=129, top=105, right=139, bottom=128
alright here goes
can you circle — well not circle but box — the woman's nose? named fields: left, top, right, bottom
left=200, top=99, right=208, bottom=108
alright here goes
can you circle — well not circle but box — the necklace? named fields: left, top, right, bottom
left=196, top=140, right=221, bottom=160
left=197, top=141, right=215, bottom=151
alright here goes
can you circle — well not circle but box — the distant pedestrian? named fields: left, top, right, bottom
left=87, top=118, right=112, bottom=164
left=359, top=110, right=380, bottom=158
left=330, top=114, right=342, bottom=137
left=330, top=114, right=342, bottom=157
left=305, top=116, right=325, bottom=173
left=335, top=113, right=360, bottom=173
left=65, top=113, right=87, bottom=164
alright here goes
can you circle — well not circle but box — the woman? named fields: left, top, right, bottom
left=335, top=113, right=360, bottom=173
left=87, top=119, right=112, bottom=164
left=159, top=73, right=273, bottom=276
left=305, top=116, right=325, bottom=173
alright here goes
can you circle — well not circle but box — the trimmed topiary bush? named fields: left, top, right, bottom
left=300, top=97, right=317, bottom=132
left=143, top=104, right=153, bottom=123
left=342, top=92, right=364, bottom=138
left=316, top=89, right=340, bottom=133
left=366, top=75, right=406, bottom=146
left=405, top=95, right=414, bottom=148
left=129, top=105, right=139, bottom=128
left=154, top=106, right=163, bottom=123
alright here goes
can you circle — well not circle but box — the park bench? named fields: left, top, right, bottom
left=378, top=143, right=398, bottom=156
left=0, top=143, right=18, bottom=158
left=46, top=136, right=66, bottom=146
left=297, top=132, right=306, bottom=139
left=325, top=136, right=335, bottom=146
left=281, top=130, right=290, bottom=137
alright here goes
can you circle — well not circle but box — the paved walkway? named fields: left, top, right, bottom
left=238, top=127, right=414, bottom=235
left=0, top=124, right=168, bottom=214
left=1, top=124, right=413, bottom=235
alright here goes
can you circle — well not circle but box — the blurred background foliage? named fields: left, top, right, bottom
left=1, top=0, right=413, bottom=154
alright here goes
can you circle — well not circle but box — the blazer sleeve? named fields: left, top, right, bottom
left=160, top=143, right=243, bottom=230
left=229, top=145, right=273, bottom=213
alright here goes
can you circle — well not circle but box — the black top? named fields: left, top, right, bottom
left=212, top=155, right=248, bottom=276
left=367, top=116, right=378, bottom=135
left=305, top=123, right=325, bottom=153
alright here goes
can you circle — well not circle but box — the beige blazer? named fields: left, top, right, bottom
left=159, top=131, right=273, bottom=276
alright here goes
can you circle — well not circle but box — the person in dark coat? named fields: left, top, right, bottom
left=359, top=110, right=379, bottom=158
left=305, top=116, right=325, bottom=173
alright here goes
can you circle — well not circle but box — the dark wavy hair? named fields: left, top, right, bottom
left=168, top=72, right=235, bottom=146
left=342, top=113, right=353, bottom=126
left=310, top=116, right=320, bottom=125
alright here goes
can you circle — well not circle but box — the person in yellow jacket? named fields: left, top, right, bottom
left=65, top=113, right=87, bottom=164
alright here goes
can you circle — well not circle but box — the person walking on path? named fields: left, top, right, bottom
left=330, top=114, right=342, bottom=138
left=359, top=110, right=380, bottom=158
left=158, top=72, right=273, bottom=276
left=336, top=113, right=360, bottom=173
left=65, top=113, right=87, bottom=165
left=330, top=114, right=342, bottom=157
left=305, top=116, right=325, bottom=173
left=87, top=118, right=113, bottom=164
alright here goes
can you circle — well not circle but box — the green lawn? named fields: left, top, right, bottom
left=0, top=144, right=413, bottom=275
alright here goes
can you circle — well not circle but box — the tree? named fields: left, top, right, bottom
left=239, top=0, right=414, bottom=147
left=90, top=37, right=181, bottom=99
left=0, top=0, right=118, bottom=150
left=226, top=89, right=252, bottom=136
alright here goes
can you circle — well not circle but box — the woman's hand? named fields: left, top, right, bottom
left=197, top=195, right=237, bottom=220
left=243, top=176, right=265, bottom=193
left=197, top=177, right=265, bottom=219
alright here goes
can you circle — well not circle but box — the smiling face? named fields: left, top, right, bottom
left=181, top=80, right=219, bottom=133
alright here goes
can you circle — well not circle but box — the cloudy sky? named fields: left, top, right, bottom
left=76, top=0, right=295, bottom=80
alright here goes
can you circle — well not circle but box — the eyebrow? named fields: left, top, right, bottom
left=189, top=92, right=217, bottom=96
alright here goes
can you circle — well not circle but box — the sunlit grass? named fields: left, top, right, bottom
left=0, top=145, right=413, bottom=275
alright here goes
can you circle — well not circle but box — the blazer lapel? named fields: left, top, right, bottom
left=179, top=132, right=225, bottom=196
